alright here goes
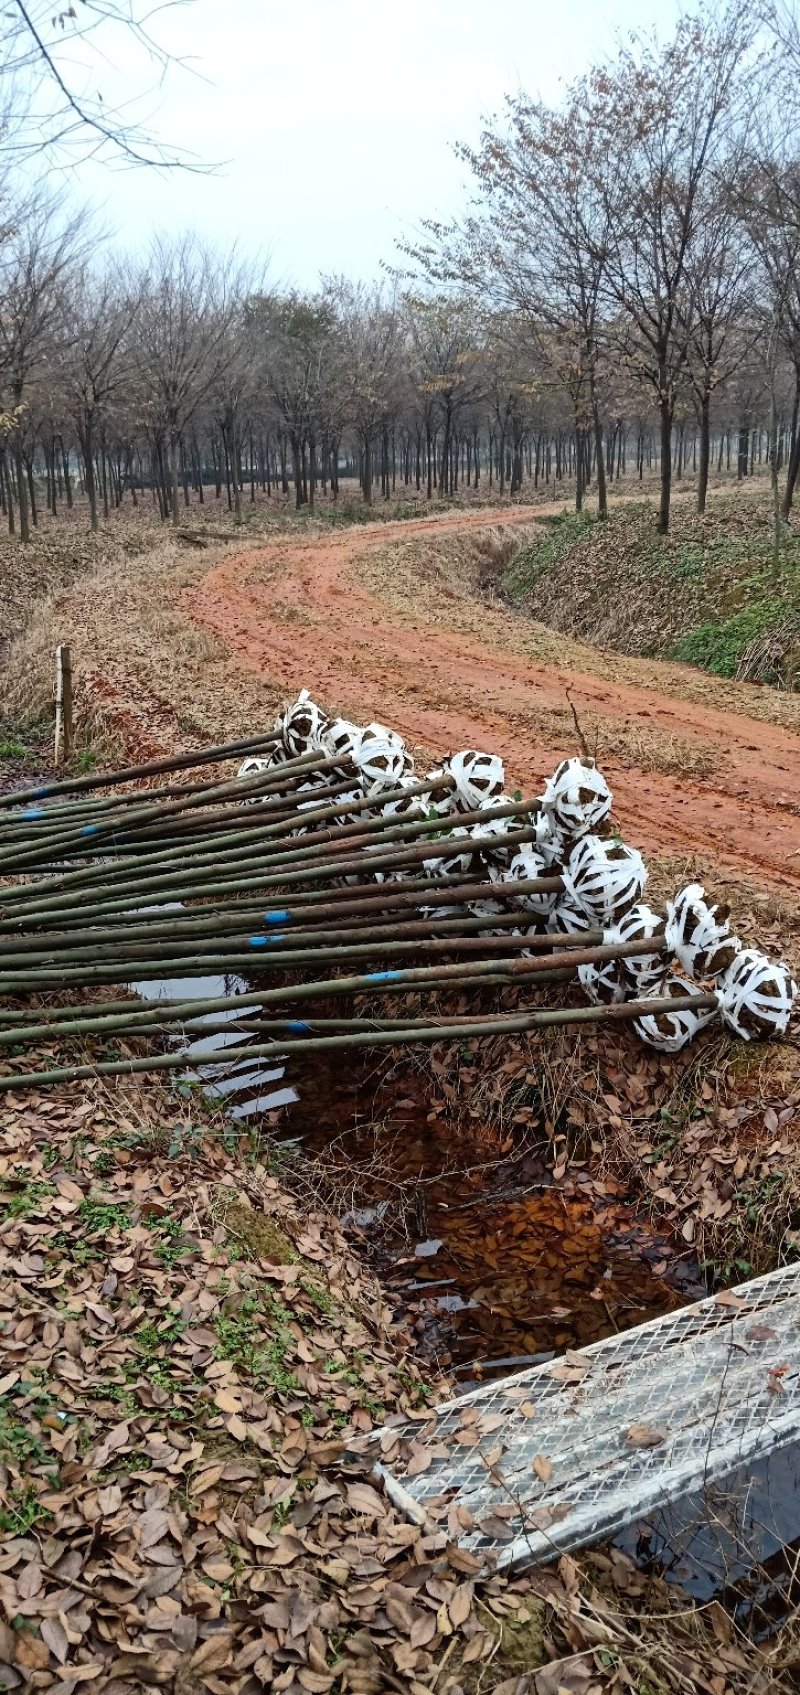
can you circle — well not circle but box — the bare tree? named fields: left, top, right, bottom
left=0, top=192, right=84, bottom=540
left=684, top=184, right=755, bottom=512
left=597, top=12, right=753, bottom=532
left=62, top=262, right=136, bottom=530
left=445, top=88, right=613, bottom=516
left=134, top=236, right=242, bottom=527
left=1, top=0, right=202, bottom=167
left=333, top=281, right=402, bottom=506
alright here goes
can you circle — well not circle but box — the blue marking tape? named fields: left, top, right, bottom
left=249, top=935, right=282, bottom=948
left=264, top=909, right=291, bottom=925
left=81, top=824, right=100, bottom=836
left=288, top=1021, right=311, bottom=1034
left=21, top=808, right=44, bottom=821
left=366, top=970, right=403, bottom=983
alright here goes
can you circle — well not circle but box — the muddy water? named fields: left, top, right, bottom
left=134, top=969, right=700, bottom=1375
left=271, top=1050, right=702, bottom=1382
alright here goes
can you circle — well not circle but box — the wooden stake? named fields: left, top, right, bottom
left=54, top=645, right=64, bottom=766
left=60, top=645, right=73, bottom=764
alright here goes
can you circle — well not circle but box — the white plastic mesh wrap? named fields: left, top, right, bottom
left=322, top=718, right=363, bottom=772
left=332, top=788, right=368, bottom=828
left=236, top=755, right=273, bottom=803
left=491, top=845, right=557, bottom=919
left=665, top=883, right=740, bottom=981
left=578, top=958, right=626, bottom=1006
left=444, top=749, right=506, bottom=814
left=540, top=758, right=612, bottom=839
left=633, top=976, right=718, bottom=1054
left=466, top=896, right=506, bottom=921
left=275, top=688, right=329, bottom=759
left=537, top=819, right=567, bottom=870
left=423, top=826, right=474, bottom=882
left=470, top=801, right=522, bottom=868
left=237, top=755, right=272, bottom=779
left=381, top=776, right=430, bottom=822
left=354, top=722, right=411, bottom=801
left=716, top=948, right=798, bottom=1041
left=424, top=766, right=457, bottom=819
left=613, top=903, right=667, bottom=995
left=562, top=835, right=647, bottom=927
left=290, top=778, right=338, bottom=835
left=546, top=897, right=593, bottom=936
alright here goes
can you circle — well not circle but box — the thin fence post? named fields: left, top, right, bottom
left=54, top=645, right=73, bottom=766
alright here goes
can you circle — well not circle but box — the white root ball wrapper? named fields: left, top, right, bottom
left=354, top=722, right=412, bottom=800
left=715, top=947, right=797, bottom=1041
left=381, top=775, right=430, bottom=822
left=578, top=958, right=626, bottom=1006
left=665, top=883, right=740, bottom=981
left=276, top=688, right=329, bottom=759
left=612, top=903, right=668, bottom=994
left=470, top=800, right=522, bottom=868
left=540, top=758, right=612, bottom=838
left=423, top=825, right=474, bottom=882
left=563, top=834, right=647, bottom=927
left=546, top=897, right=593, bottom=936
left=236, top=755, right=275, bottom=803
left=633, top=975, right=718, bottom=1053
left=323, top=718, right=363, bottom=772
left=445, top=749, right=506, bottom=814
left=491, top=845, right=557, bottom=918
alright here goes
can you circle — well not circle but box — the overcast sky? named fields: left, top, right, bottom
left=63, top=0, right=684, bottom=287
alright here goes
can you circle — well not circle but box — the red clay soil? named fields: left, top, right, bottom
left=186, top=507, right=800, bottom=895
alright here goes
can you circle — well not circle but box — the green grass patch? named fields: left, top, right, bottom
left=213, top=1287, right=298, bottom=1394
left=0, top=1180, right=54, bottom=1221
left=504, top=510, right=596, bottom=598
left=0, top=1483, right=52, bottom=1535
left=78, top=1195, right=132, bottom=1234
left=671, top=600, right=785, bottom=676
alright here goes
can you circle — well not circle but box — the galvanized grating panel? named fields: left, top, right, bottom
left=373, top=1264, right=800, bottom=1571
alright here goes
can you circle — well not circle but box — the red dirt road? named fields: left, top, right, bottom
left=186, top=507, right=800, bottom=895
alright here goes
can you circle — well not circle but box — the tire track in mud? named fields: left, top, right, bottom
left=184, top=506, right=800, bottom=895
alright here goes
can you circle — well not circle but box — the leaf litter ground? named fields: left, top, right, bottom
left=0, top=1052, right=792, bottom=1695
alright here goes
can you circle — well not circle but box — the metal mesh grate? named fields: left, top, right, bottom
left=373, top=1264, right=800, bottom=1571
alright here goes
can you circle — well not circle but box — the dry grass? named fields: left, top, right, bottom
left=0, top=532, right=285, bottom=752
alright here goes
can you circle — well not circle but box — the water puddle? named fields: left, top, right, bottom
left=619, top=1444, right=800, bottom=1630
left=129, top=969, right=800, bottom=1629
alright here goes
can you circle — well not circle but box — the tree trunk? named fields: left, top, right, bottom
left=290, top=435, right=304, bottom=509
left=59, top=437, right=73, bottom=509
left=169, top=427, right=180, bottom=527
left=782, top=369, right=800, bottom=516
left=3, top=452, right=14, bottom=534
left=232, top=424, right=242, bottom=522
left=361, top=434, right=373, bottom=504
left=439, top=408, right=452, bottom=497
left=13, top=434, right=29, bottom=543
left=696, top=392, right=710, bottom=515
left=658, top=392, right=672, bottom=535
left=26, top=456, right=37, bottom=527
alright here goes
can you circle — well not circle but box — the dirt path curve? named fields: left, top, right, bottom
left=186, top=506, right=800, bottom=893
